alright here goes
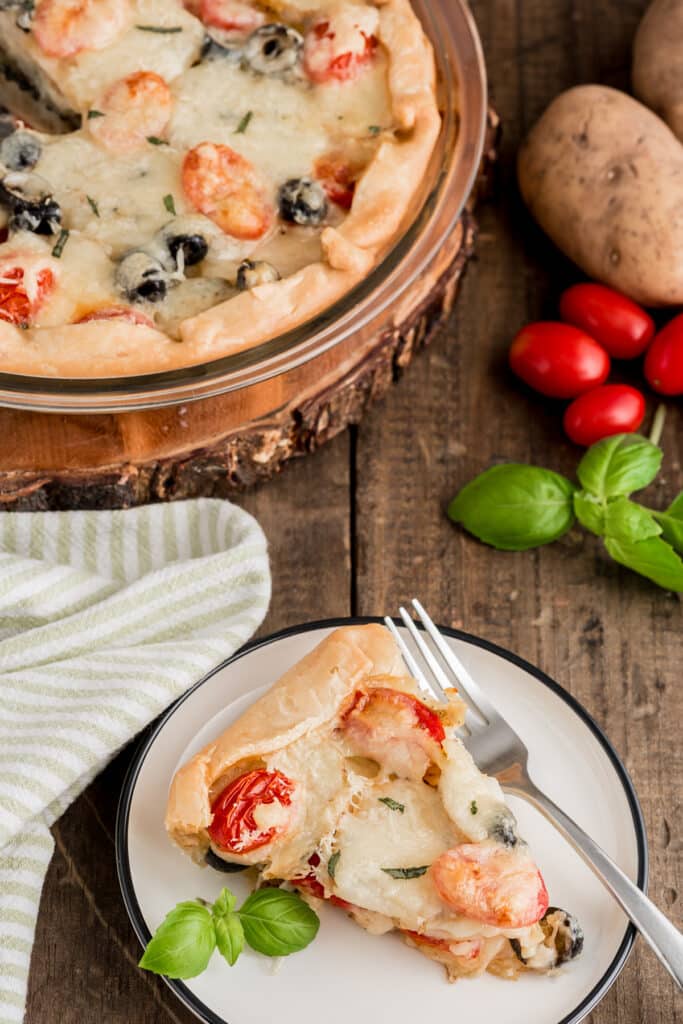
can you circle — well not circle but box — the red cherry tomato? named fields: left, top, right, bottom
left=0, top=265, right=54, bottom=326
left=644, top=314, right=683, bottom=396
left=559, top=283, right=655, bottom=359
left=76, top=305, right=155, bottom=328
left=208, top=769, right=295, bottom=854
left=563, top=384, right=646, bottom=447
left=509, top=322, right=610, bottom=398
left=345, top=687, right=445, bottom=744
left=303, top=14, right=377, bottom=83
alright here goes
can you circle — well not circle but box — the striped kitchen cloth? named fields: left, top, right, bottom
left=0, top=499, right=271, bottom=1024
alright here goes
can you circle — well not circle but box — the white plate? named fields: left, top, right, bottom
left=116, top=619, right=647, bottom=1024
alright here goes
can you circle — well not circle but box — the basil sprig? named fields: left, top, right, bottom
left=139, top=885, right=319, bottom=979
left=448, top=434, right=683, bottom=592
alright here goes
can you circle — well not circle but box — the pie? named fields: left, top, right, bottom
left=0, top=0, right=441, bottom=377
left=165, top=624, right=584, bottom=981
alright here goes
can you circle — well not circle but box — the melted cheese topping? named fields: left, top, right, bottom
left=263, top=730, right=350, bottom=878
left=332, top=779, right=456, bottom=926
left=439, top=738, right=511, bottom=843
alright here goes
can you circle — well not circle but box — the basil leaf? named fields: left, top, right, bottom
left=573, top=491, right=606, bottom=536
left=378, top=797, right=405, bottom=813
left=381, top=866, right=429, bottom=879
left=215, top=913, right=244, bottom=967
left=139, top=901, right=216, bottom=979
left=470, top=800, right=478, bottom=815
left=448, top=464, right=575, bottom=550
left=604, top=498, right=662, bottom=544
left=239, top=889, right=320, bottom=957
left=653, top=492, right=683, bottom=554
left=327, top=851, right=340, bottom=880
left=577, top=434, right=662, bottom=500
left=212, top=887, right=236, bottom=918
left=604, top=535, right=683, bottom=592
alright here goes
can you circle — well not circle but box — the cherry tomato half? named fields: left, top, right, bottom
left=208, top=768, right=295, bottom=854
left=76, top=305, right=155, bottom=328
left=563, top=384, right=646, bottom=447
left=344, top=687, right=445, bottom=744
left=559, top=283, right=654, bottom=359
left=509, top=322, right=610, bottom=399
left=644, top=313, right=683, bottom=396
left=0, top=265, right=53, bottom=326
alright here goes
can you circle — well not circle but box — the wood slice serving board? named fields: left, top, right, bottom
left=0, top=113, right=499, bottom=511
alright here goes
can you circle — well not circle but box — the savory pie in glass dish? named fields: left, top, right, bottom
left=166, top=625, right=584, bottom=982
left=0, top=0, right=441, bottom=377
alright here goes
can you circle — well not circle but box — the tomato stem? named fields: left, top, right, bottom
left=649, top=403, right=667, bottom=447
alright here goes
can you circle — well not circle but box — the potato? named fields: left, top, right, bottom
left=633, top=0, right=683, bottom=142
left=517, top=85, right=683, bottom=306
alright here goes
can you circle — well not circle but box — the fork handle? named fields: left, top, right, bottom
left=506, top=777, right=683, bottom=990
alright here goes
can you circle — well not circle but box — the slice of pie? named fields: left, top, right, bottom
left=166, top=624, right=584, bottom=981
left=0, top=0, right=440, bottom=376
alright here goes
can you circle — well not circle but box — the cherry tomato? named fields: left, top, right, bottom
left=509, top=322, right=610, bottom=398
left=303, top=10, right=378, bottom=83
left=644, top=314, right=683, bottom=396
left=76, top=305, right=155, bottom=328
left=344, top=687, right=445, bottom=744
left=208, top=768, right=295, bottom=854
left=314, top=153, right=357, bottom=209
left=563, top=384, right=646, bottom=447
left=0, top=265, right=54, bottom=326
left=559, top=283, right=655, bottom=359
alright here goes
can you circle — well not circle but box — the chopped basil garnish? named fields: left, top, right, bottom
left=470, top=800, right=478, bottom=815
left=136, top=24, right=183, bottom=32
left=381, top=866, right=429, bottom=879
left=147, top=136, right=168, bottom=146
left=51, top=229, right=69, bottom=259
left=378, top=797, right=405, bottom=814
left=87, top=109, right=105, bottom=119
left=86, top=195, right=100, bottom=217
left=327, top=851, right=340, bottom=880
left=163, top=194, right=176, bottom=215
left=368, top=125, right=381, bottom=135
left=235, top=111, right=253, bottom=134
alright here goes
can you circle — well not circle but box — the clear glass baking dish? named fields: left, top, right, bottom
left=0, top=0, right=487, bottom=412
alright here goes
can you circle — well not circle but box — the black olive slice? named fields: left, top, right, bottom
left=278, top=177, right=327, bottom=226
left=168, top=233, right=209, bottom=268
left=244, top=24, right=303, bottom=75
left=116, top=252, right=169, bottom=303
left=0, top=130, right=42, bottom=171
left=236, top=259, right=280, bottom=290
left=205, top=848, right=249, bottom=873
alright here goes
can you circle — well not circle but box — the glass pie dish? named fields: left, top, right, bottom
left=0, top=0, right=487, bottom=413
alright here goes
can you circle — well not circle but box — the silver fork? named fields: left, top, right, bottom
left=384, top=599, right=683, bottom=990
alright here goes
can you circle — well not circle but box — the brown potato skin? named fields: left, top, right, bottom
left=633, top=0, right=683, bottom=142
left=517, top=85, right=683, bottom=306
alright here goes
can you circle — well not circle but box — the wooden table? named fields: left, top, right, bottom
left=24, top=1, right=681, bottom=1021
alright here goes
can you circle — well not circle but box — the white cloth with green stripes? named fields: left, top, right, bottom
left=0, top=499, right=271, bottom=1024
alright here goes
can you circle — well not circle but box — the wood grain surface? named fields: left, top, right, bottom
left=23, top=2, right=681, bottom=1022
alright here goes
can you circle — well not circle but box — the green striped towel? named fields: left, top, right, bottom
left=0, top=499, right=271, bottom=1024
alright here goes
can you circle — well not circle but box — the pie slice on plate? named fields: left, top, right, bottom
left=0, top=0, right=440, bottom=376
left=166, top=624, right=584, bottom=981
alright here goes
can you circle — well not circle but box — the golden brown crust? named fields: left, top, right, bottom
left=11, top=0, right=441, bottom=377
left=165, top=623, right=405, bottom=858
